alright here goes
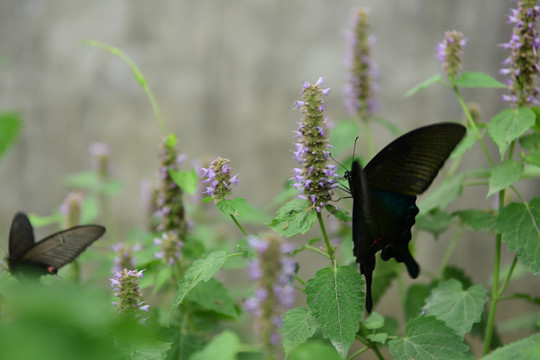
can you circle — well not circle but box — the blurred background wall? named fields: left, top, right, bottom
left=0, top=0, right=538, bottom=350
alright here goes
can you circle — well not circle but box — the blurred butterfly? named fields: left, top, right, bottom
left=345, top=123, right=466, bottom=313
left=7, top=212, right=105, bottom=277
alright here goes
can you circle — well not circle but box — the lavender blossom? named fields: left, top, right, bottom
left=245, top=234, right=296, bottom=355
left=60, top=192, right=84, bottom=228
left=153, top=231, right=183, bottom=266
left=500, top=1, right=540, bottom=105
left=111, top=243, right=142, bottom=273
left=110, top=269, right=149, bottom=323
left=89, top=142, right=112, bottom=179
left=292, top=77, right=337, bottom=212
left=156, top=137, right=187, bottom=237
left=344, top=8, right=378, bottom=118
left=437, top=30, right=468, bottom=78
left=200, top=157, right=239, bottom=201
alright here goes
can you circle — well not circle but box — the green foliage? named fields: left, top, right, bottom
left=497, top=196, right=540, bottom=274
left=423, top=279, right=488, bottom=337
left=389, top=316, right=474, bottom=360
left=279, top=307, right=317, bottom=355
left=304, top=266, right=364, bottom=358
left=0, top=111, right=21, bottom=160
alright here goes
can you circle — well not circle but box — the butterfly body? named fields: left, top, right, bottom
left=7, top=212, right=105, bottom=278
left=346, top=123, right=466, bottom=312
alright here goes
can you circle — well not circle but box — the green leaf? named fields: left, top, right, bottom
left=364, top=312, right=385, bottom=330
left=481, top=333, right=540, bottom=360
left=216, top=197, right=253, bottom=217
left=168, top=168, right=198, bottom=195
left=454, top=72, right=506, bottom=88
left=235, top=237, right=256, bottom=259
left=523, top=150, right=540, bottom=167
left=418, top=174, right=464, bottom=213
left=456, top=209, right=497, bottom=232
left=423, top=279, right=488, bottom=337
left=389, top=316, right=473, bottom=360
left=416, top=209, right=455, bottom=239
left=271, top=199, right=317, bottom=237
left=518, top=133, right=540, bottom=151
left=279, top=307, right=317, bottom=355
left=304, top=266, right=364, bottom=358
left=170, top=251, right=228, bottom=312
left=187, top=278, right=238, bottom=318
left=405, top=284, right=434, bottom=320
left=497, top=196, right=540, bottom=274
left=0, top=111, right=21, bottom=160
left=450, top=129, right=476, bottom=159
left=326, top=205, right=352, bottom=222
left=403, top=74, right=442, bottom=98
left=289, top=341, right=341, bottom=360
left=189, top=331, right=240, bottom=360
left=329, top=120, right=360, bottom=155
left=488, top=108, right=535, bottom=158
left=487, top=160, right=523, bottom=198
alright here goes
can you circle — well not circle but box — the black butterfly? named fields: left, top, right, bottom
left=345, top=123, right=466, bottom=313
left=7, top=212, right=105, bottom=277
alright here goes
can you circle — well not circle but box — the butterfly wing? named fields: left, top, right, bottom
left=19, top=225, right=106, bottom=272
left=8, top=212, right=36, bottom=272
left=364, top=123, right=466, bottom=195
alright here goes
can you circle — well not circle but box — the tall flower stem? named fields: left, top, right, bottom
left=317, top=212, right=335, bottom=263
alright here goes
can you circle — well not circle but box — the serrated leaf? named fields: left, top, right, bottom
left=488, top=108, right=535, bottom=158
left=326, top=205, right=352, bottom=222
left=418, top=174, right=464, bottom=213
left=0, top=111, right=21, bottom=159
left=389, top=316, right=473, bottom=360
left=487, top=160, right=523, bottom=198
left=279, top=307, right=317, bottom=355
left=367, top=333, right=388, bottom=344
left=364, top=312, right=385, bottom=330
left=454, top=72, right=506, bottom=88
left=416, top=209, right=455, bottom=238
left=304, top=266, right=364, bottom=358
left=289, top=341, right=341, bottom=360
left=457, top=209, right=497, bottom=232
left=481, top=333, right=540, bottom=360
left=188, top=278, right=238, bottom=318
left=235, top=237, right=256, bottom=259
left=497, top=196, right=540, bottom=274
left=170, top=251, right=228, bottom=313
left=168, top=168, right=198, bottom=195
left=189, top=331, right=240, bottom=360
left=403, top=74, right=442, bottom=98
left=450, top=129, right=476, bottom=159
left=271, top=199, right=317, bottom=237
left=216, top=197, right=253, bottom=217
left=423, top=279, right=488, bottom=337
left=329, top=120, right=360, bottom=155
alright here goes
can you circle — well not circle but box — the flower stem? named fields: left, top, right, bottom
left=230, top=214, right=248, bottom=236
left=317, top=212, right=335, bottom=263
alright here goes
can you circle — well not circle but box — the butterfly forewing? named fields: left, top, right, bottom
left=20, top=225, right=105, bottom=270
left=8, top=213, right=36, bottom=269
left=363, top=123, right=466, bottom=195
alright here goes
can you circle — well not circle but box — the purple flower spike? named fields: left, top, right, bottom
left=344, top=8, right=378, bottom=118
left=292, top=79, right=337, bottom=213
left=500, top=1, right=540, bottom=106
